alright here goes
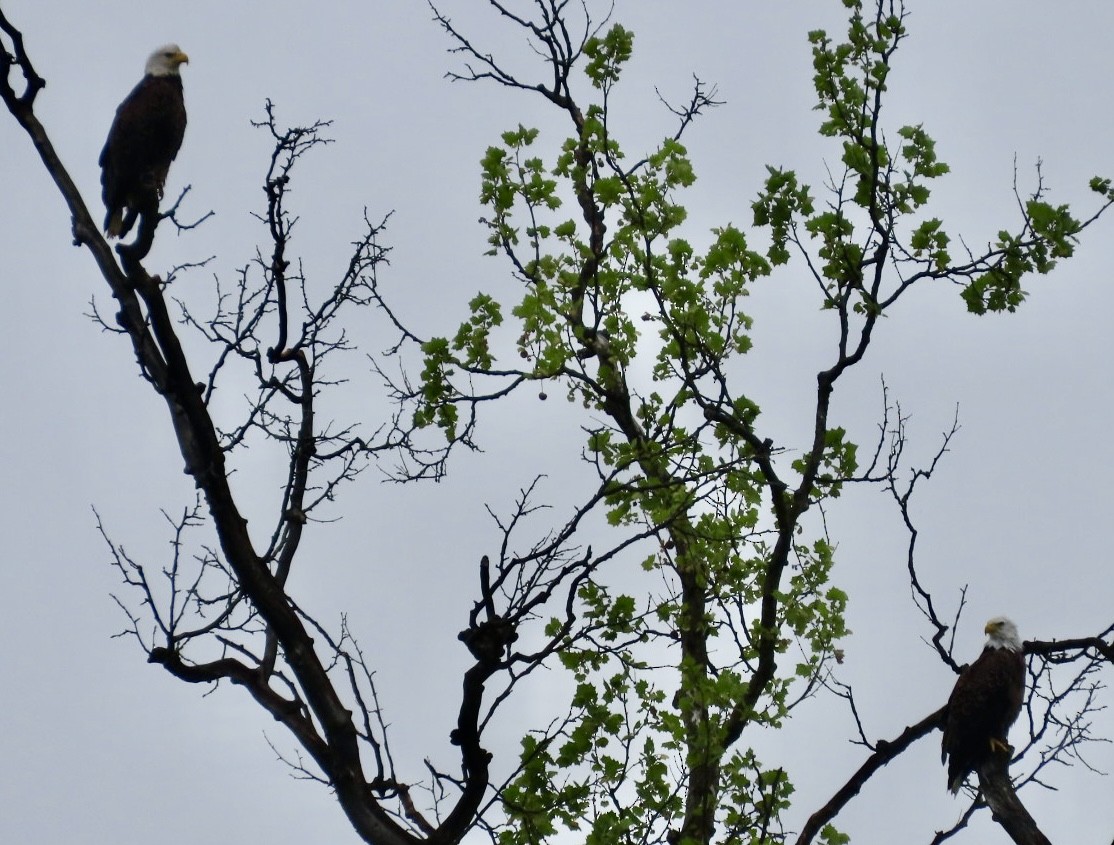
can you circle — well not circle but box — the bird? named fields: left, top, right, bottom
left=99, top=44, right=189, bottom=239
left=941, top=616, right=1026, bottom=793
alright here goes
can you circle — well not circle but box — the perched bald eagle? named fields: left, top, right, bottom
left=941, top=616, right=1025, bottom=793
left=99, top=44, right=189, bottom=239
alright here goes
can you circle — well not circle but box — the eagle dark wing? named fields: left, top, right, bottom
left=941, top=646, right=1025, bottom=793
left=99, top=75, right=186, bottom=238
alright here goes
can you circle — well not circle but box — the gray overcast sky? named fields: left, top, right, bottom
left=2, top=2, right=1113, bottom=843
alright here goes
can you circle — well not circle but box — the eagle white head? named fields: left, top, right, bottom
left=984, top=616, right=1022, bottom=652
left=145, top=44, right=189, bottom=77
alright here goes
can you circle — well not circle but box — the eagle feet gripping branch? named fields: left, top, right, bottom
left=99, top=44, right=188, bottom=242
left=941, top=617, right=1026, bottom=794
left=988, top=736, right=1013, bottom=756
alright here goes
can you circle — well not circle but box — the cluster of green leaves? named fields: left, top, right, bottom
left=413, top=291, right=505, bottom=441
left=798, top=0, right=1109, bottom=320
left=719, top=750, right=795, bottom=844
left=792, top=427, right=858, bottom=499
left=497, top=583, right=678, bottom=845
left=783, top=539, right=849, bottom=676
left=414, top=337, right=459, bottom=439
left=759, top=4, right=953, bottom=308
left=961, top=199, right=1082, bottom=314
left=584, top=23, right=634, bottom=91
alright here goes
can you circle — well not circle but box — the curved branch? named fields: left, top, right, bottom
left=796, top=707, right=945, bottom=845
left=148, top=647, right=331, bottom=769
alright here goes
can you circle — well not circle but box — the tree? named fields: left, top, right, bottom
left=1, top=2, right=1112, bottom=844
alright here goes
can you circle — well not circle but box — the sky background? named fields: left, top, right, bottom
left=2, top=1, right=1113, bottom=843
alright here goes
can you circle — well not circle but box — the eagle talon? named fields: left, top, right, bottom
left=989, top=737, right=1012, bottom=755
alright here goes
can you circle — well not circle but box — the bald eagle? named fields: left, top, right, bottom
left=99, top=44, right=189, bottom=239
left=941, top=616, right=1025, bottom=793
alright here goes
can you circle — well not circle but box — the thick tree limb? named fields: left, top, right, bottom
left=976, top=749, right=1051, bottom=845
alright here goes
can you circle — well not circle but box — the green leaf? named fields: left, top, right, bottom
left=584, top=24, right=634, bottom=88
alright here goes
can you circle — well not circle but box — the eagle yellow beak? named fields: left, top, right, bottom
left=984, top=620, right=998, bottom=634
left=173, top=50, right=189, bottom=66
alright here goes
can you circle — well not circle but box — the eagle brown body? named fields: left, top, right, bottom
left=941, top=617, right=1026, bottom=793
left=99, top=45, right=188, bottom=239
